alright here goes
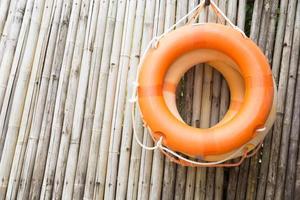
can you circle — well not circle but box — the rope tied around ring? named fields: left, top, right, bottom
left=129, top=0, right=261, bottom=167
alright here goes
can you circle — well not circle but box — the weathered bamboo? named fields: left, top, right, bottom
left=225, top=0, right=245, bottom=198
left=124, top=2, right=158, bottom=200
left=113, top=0, right=146, bottom=199
left=15, top=0, right=66, bottom=198
left=27, top=0, right=72, bottom=198
left=274, top=0, right=298, bottom=199
left=0, top=0, right=12, bottom=36
left=213, top=1, right=227, bottom=199
left=284, top=3, right=300, bottom=199
left=103, top=1, right=138, bottom=199
left=92, top=0, right=127, bottom=199
left=82, top=0, right=118, bottom=199
left=173, top=2, right=189, bottom=200
left=203, top=2, right=220, bottom=200
left=160, top=1, right=177, bottom=200
left=0, top=0, right=17, bottom=65
left=5, top=0, right=56, bottom=198
left=265, top=0, right=297, bottom=199
left=244, top=0, right=272, bottom=199
left=148, top=1, right=166, bottom=200
left=0, top=0, right=47, bottom=196
left=39, top=0, right=82, bottom=198
left=0, top=0, right=34, bottom=133
left=61, top=0, right=100, bottom=199
left=256, top=0, right=280, bottom=199
left=72, top=1, right=110, bottom=199
left=51, top=0, right=91, bottom=198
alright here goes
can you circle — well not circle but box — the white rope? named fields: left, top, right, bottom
left=130, top=0, right=252, bottom=166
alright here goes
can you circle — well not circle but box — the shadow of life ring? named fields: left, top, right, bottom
left=137, top=23, right=275, bottom=159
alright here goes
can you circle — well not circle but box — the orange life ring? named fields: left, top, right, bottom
left=138, top=23, right=274, bottom=158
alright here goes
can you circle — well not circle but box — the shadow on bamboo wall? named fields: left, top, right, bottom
left=0, top=0, right=299, bottom=199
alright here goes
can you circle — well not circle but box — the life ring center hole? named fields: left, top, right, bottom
left=175, top=64, right=231, bottom=128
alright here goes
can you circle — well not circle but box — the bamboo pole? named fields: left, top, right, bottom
left=51, top=0, right=91, bottom=198
left=148, top=1, right=166, bottom=200
left=27, top=0, right=72, bottom=198
left=61, top=0, right=100, bottom=199
left=284, top=3, right=300, bottom=199
left=223, top=1, right=247, bottom=200
left=237, top=0, right=270, bottom=199
left=114, top=0, right=146, bottom=199
left=160, top=1, right=177, bottom=200
left=0, top=0, right=34, bottom=133
left=0, top=0, right=17, bottom=65
left=213, top=1, right=227, bottom=199
left=4, top=0, right=56, bottom=198
left=91, top=0, right=128, bottom=199
left=0, top=0, right=47, bottom=196
left=38, top=0, right=82, bottom=198
left=181, top=1, right=201, bottom=200
left=173, top=2, right=189, bottom=200
left=265, top=0, right=297, bottom=199
left=82, top=0, right=118, bottom=199
left=0, top=0, right=12, bottom=36
left=14, top=0, right=66, bottom=198
left=125, top=1, right=156, bottom=199
left=202, top=2, right=221, bottom=200
left=271, top=0, right=289, bottom=83
left=274, top=0, right=298, bottom=198
left=72, top=1, right=110, bottom=199
left=129, top=1, right=157, bottom=200
left=255, top=0, right=280, bottom=199
left=103, top=1, right=138, bottom=199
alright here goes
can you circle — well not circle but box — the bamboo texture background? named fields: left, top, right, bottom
left=0, top=0, right=299, bottom=199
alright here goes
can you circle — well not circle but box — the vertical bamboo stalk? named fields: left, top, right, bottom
left=184, top=1, right=200, bottom=197
left=246, top=0, right=279, bottom=199
left=214, top=1, right=227, bottom=199
left=148, top=1, right=166, bottom=200
left=0, top=0, right=47, bottom=197
left=61, top=0, right=100, bottom=199
left=82, top=0, right=118, bottom=199
left=160, top=1, right=178, bottom=199
left=284, top=4, right=300, bottom=199
left=271, top=0, right=289, bottom=82
left=38, top=0, right=82, bottom=198
left=265, top=0, right=297, bottom=199
left=125, top=1, right=156, bottom=199
left=91, top=0, right=128, bottom=199
left=0, top=0, right=17, bottom=65
left=51, top=0, right=91, bottom=198
left=5, top=0, right=56, bottom=199
left=72, top=1, right=110, bottom=199
left=173, top=1, right=189, bottom=199
left=103, top=1, right=138, bottom=199
left=255, top=1, right=280, bottom=199
left=15, top=0, right=66, bottom=198
left=27, top=0, right=72, bottom=198
left=0, top=0, right=34, bottom=132
left=114, top=0, right=146, bottom=199
left=0, top=0, right=12, bottom=36
left=274, top=0, right=298, bottom=199
left=203, top=2, right=220, bottom=199
left=130, top=1, right=157, bottom=199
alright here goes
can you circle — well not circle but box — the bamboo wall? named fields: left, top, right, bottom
left=0, top=0, right=299, bottom=199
